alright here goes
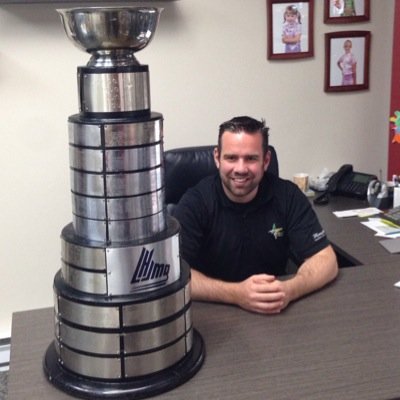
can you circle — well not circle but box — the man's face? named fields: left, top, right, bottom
left=214, top=131, right=270, bottom=203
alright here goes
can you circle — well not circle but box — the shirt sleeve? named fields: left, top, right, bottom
left=285, top=183, right=330, bottom=262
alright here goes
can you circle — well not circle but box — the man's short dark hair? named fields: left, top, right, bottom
left=218, top=116, right=270, bottom=156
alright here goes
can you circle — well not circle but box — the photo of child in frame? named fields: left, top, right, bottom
left=328, top=0, right=368, bottom=20
left=329, top=36, right=365, bottom=87
left=271, top=2, right=310, bottom=55
left=282, top=4, right=302, bottom=53
left=332, top=0, right=356, bottom=17
left=337, top=39, right=357, bottom=85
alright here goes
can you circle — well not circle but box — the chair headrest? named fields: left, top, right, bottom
left=164, top=146, right=217, bottom=205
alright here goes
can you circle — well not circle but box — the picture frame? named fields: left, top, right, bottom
left=267, top=0, right=314, bottom=60
left=324, top=31, right=371, bottom=92
left=324, top=0, right=370, bottom=24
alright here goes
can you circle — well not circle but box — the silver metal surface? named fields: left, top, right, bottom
left=124, top=314, right=186, bottom=353
left=58, top=333, right=188, bottom=379
left=59, top=345, right=122, bottom=379
left=68, top=117, right=162, bottom=148
left=57, top=318, right=121, bottom=355
left=185, top=326, right=193, bottom=353
left=56, top=285, right=189, bottom=330
left=107, top=209, right=166, bottom=241
left=72, top=209, right=166, bottom=242
left=79, top=70, right=150, bottom=113
left=124, top=335, right=187, bottom=377
left=184, top=308, right=192, bottom=333
left=71, top=189, right=164, bottom=220
left=61, top=227, right=180, bottom=294
left=184, top=277, right=191, bottom=303
left=103, top=119, right=162, bottom=147
left=56, top=313, right=186, bottom=356
left=61, top=238, right=106, bottom=270
left=57, top=296, right=120, bottom=329
left=107, top=231, right=180, bottom=294
left=54, top=292, right=59, bottom=315
left=69, top=143, right=161, bottom=173
left=61, top=261, right=108, bottom=294
left=72, top=216, right=107, bottom=242
left=57, top=7, right=162, bottom=67
left=68, top=122, right=102, bottom=147
left=70, top=166, right=163, bottom=197
left=122, top=286, right=187, bottom=327
left=71, top=195, right=107, bottom=220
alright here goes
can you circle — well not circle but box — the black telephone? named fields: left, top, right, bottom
left=314, top=164, right=377, bottom=205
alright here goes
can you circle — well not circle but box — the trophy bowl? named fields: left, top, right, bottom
left=57, top=7, right=162, bottom=54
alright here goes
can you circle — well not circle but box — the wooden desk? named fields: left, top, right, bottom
left=312, top=196, right=400, bottom=265
left=7, top=263, right=400, bottom=400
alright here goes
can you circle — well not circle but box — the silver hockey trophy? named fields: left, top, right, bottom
left=43, top=7, right=205, bottom=399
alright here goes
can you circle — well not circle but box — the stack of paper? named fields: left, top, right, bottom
left=361, top=218, right=400, bottom=238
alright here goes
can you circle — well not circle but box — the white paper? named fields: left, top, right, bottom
left=361, top=218, right=400, bottom=238
left=333, top=207, right=381, bottom=218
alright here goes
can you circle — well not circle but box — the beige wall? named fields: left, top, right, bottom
left=0, top=0, right=394, bottom=337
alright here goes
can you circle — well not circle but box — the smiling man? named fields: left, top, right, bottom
left=173, top=116, right=338, bottom=314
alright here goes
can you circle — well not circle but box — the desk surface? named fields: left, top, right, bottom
left=7, top=196, right=400, bottom=400
left=312, top=195, right=400, bottom=265
left=7, top=263, right=400, bottom=400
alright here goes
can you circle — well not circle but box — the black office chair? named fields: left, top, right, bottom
left=163, top=145, right=279, bottom=211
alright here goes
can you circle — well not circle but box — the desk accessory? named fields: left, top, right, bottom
left=313, top=164, right=377, bottom=205
left=367, top=180, right=393, bottom=210
left=43, top=7, right=205, bottom=399
left=394, top=186, right=400, bottom=208
left=293, top=172, right=309, bottom=192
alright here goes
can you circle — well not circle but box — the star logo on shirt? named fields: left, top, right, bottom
left=269, top=223, right=284, bottom=239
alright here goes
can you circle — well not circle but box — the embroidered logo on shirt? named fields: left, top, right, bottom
left=312, top=230, right=326, bottom=242
left=269, top=223, right=284, bottom=239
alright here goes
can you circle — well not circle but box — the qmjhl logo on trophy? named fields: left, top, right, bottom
left=130, top=247, right=171, bottom=290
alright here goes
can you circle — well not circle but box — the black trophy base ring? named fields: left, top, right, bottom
left=43, top=329, right=205, bottom=400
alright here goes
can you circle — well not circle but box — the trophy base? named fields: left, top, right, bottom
left=43, top=329, right=205, bottom=400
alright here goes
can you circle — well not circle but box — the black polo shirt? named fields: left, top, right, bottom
left=173, top=173, right=330, bottom=282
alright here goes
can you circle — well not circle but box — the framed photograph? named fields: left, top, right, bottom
left=324, top=31, right=371, bottom=92
left=324, top=0, right=370, bottom=24
left=267, top=0, right=314, bottom=60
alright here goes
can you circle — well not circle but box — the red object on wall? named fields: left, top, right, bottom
left=388, top=0, right=400, bottom=177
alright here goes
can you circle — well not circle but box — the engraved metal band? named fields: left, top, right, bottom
left=55, top=328, right=193, bottom=379
left=61, top=225, right=180, bottom=295
left=79, top=70, right=150, bottom=113
left=70, top=166, right=163, bottom=197
left=72, top=209, right=166, bottom=242
left=71, top=188, right=165, bottom=220
left=56, top=311, right=189, bottom=355
left=69, top=143, right=162, bottom=173
left=56, top=284, right=189, bottom=329
left=68, top=115, right=163, bottom=148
